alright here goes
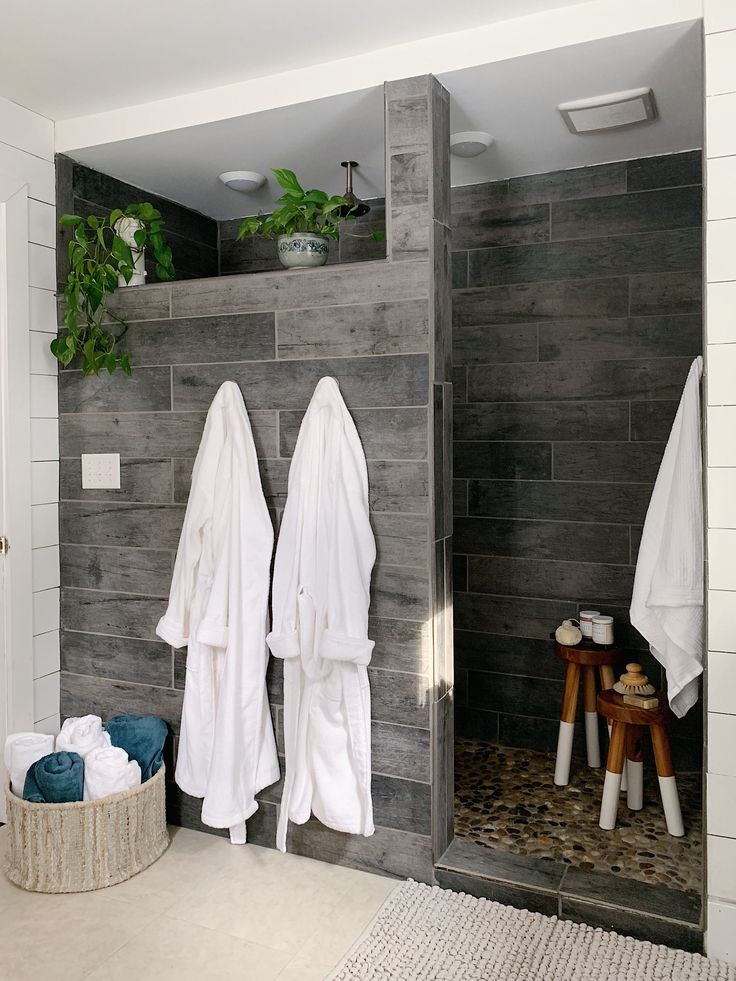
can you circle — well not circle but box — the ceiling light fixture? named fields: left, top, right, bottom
left=558, top=87, right=657, bottom=134
left=449, top=131, right=494, bottom=158
left=218, top=170, right=266, bottom=192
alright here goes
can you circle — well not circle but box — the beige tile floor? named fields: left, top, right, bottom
left=0, top=825, right=398, bottom=981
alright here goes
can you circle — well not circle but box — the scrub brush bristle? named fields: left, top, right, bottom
left=613, top=663, right=656, bottom=696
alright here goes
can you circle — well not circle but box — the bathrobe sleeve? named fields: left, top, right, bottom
left=156, top=407, right=226, bottom=649
left=319, top=418, right=376, bottom=666
left=195, top=443, right=234, bottom=650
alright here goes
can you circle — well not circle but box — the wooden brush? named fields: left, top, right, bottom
left=613, top=663, right=656, bottom=697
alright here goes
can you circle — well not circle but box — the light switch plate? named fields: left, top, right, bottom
left=81, top=453, right=121, bottom=489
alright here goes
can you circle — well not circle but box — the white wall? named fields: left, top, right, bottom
left=703, top=1, right=736, bottom=965
left=0, top=96, right=59, bottom=734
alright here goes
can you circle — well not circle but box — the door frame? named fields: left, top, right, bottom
left=0, top=181, right=34, bottom=816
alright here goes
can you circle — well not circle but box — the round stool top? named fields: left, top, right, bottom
left=554, top=638, right=621, bottom=666
left=597, top=688, right=672, bottom=726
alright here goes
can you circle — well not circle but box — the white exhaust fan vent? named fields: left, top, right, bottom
left=558, top=88, right=657, bottom=134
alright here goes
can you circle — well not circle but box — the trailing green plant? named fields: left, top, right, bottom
left=53, top=203, right=176, bottom=376
left=236, top=168, right=385, bottom=243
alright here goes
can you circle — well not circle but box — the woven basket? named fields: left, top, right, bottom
left=3, top=765, right=169, bottom=893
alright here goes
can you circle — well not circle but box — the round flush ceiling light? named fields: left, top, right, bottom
left=449, top=131, right=494, bottom=158
left=218, top=170, right=266, bottom=192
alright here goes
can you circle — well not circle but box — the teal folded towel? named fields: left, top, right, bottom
left=23, top=751, right=84, bottom=803
left=105, top=715, right=167, bottom=782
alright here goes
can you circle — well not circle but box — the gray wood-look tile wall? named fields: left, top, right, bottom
left=57, top=76, right=453, bottom=882
left=451, top=151, right=704, bottom=771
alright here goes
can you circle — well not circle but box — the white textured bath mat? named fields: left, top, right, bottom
left=328, top=880, right=734, bottom=980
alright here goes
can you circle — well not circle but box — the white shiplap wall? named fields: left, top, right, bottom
left=0, top=96, right=59, bottom=734
left=703, top=1, right=736, bottom=966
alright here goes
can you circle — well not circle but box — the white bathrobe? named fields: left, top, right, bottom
left=630, top=356, right=704, bottom=718
left=157, top=381, right=279, bottom=842
left=267, top=377, right=376, bottom=852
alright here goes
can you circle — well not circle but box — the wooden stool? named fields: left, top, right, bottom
left=597, top=689, right=685, bottom=837
left=554, top=640, right=621, bottom=787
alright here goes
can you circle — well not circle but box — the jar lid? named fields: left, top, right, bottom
left=592, top=615, right=613, bottom=624
left=579, top=610, right=600, bottom=618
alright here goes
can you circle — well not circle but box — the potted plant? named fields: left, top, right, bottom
left=53, top=203, right=175, bottom=376
left=237, top=168, right=383, bottom=269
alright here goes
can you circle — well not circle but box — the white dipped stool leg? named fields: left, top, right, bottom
left=651, top=724, right=685, bottom=837
left=627, top=761, right=644, bottom=811
left=607, top=722, right=628, bottom=792
left=583, top=665, right=601, bottom=768
left=599, top=721, right=626, bottom=830
left=554, top=662, right=580, bottom=787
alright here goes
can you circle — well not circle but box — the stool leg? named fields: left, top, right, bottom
left=599, top=721, right=626, bottom=830
left=625, top=725, right=644, bottom=811
left=554, top=662, right=580, bottom=786
left=600, top=664, right=627, bottom=792
left=651, top=724, right=685, bottom=837
left=583, top=665, right=601, bottom=768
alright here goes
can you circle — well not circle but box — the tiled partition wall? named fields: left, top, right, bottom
left=703, top=1, right=736, bottom=964
left=57, top=75, right=453, bottom=882
left=451, top=151, right=704, bottom=770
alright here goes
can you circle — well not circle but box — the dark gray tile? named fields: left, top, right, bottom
left=451, top=251, right=468, bottom=289
left=454, top=515, right=629, bottom=564
left=452, top=203, right=550, bottom=250
left=553, top=441, right=665, bottom=483
left=432, top=221, right=453, bottom=384
left=453, top=278, right=628, bottom=326
left=372, top=721, right=430, bottom=782
left=368, top=461, right=429, bottom=514
left=173, top=354, right=429, bottom=411
left=455, top=401, right=628, bottom=441
left=455, top=631, right=561, bottom=679
left=372, top=773, right=430, bottom=835
left=369, top=668, right=430, bottom=729
left=551, top=187, right=701, bottom=241
left=538, top=315, right=702, bottom=362
left=468, top=479, right=652, bottom=524
left=454, top=591, right=575, bottom=640
left=630, top=525, right=643, bottom=565
left=452, top=323, right=539, bottom=365
left=60, top=543, right=172, bottom=596
left=432, top=689, right=454, bottom=859
left=433, top=383, right=453, bottom=540
left=60, top=630, right=172, bottom=687
left=101, top=284, right=172, bottom=325
left=280, top=407, right=427, bottom=461
left=454, top=442, right=552, bottom=480
left=218, top=234, right=283, bottom=275
left=453, top=365, right=467, bottom=403
left=60, top=502, right=184, bottom=550
left=631, top=400, right=679, bottom=440
left=468, top=357, right=692, bottom=403
left=386, top=81, right=429, bottom=146
left=277, top=300, right=428, bottom=359
left=627, top=151, right=702, bottom=192
left=391, top=205, right=430, bottom=262
left=468, top=228, right=701, bottom=288
left=561, top=865, right=701, bottom=928
left=61, top=670, right=183, bottom=733
left=339, top=222, right=387, bottom=265
left=453, top=479, right=468, bottom=516
left=430, top=76, right=451, bottom=227
left=369, top=616, right=431, bottom=675
left=505, top=162, right=628, bottom=205
left=455, top=706, right=499, bottom=742
left=451, top=181, right=511, bottom=213
left=174, top=649, right=186, bottom=689
left=123, top=313, right=275, bottom=366
left=468, top=670, right=562, bottom=720
left=468, top=554, right=634, bottom=603
left=61, top=587, right=167, bottom=641
left=60, top=410, right=278, bottom=459
left=60, top=458, right=173, bottom=504
left=559, top=897, right=702, bottom=952
left=439, top=837, right=566, bottom=893
left=390, top=149, right=430, bottom=208
left=629, top=271, right=702, bottom=316
left=452, top=554, right=467, bottom=591
left=372, top=513, right=428, bottom=568
left=435, top=867, right=560, bottom=916
left=370, top=564, right=430, bottom=620
left=169, top=258, right=429, bottom=319
left=59, top=367, right=171, bottom=413
left=498, top=712, right=585, bottom=755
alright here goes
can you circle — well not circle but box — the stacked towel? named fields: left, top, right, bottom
left=105, top=715, right=167, bottom=782
left=4, top=732, right=55, bottom=797
left=83, top=746, right=141, bottom=801
left=56, top=715, right=111, bottom=758
left=23, top=752, right=84, bottom=803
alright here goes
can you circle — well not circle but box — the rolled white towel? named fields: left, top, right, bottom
left=83, top=745, right=141, bottom=801
left=56, top=715, right=111, bottom=759
left=4, top=732, right=55, bottom=797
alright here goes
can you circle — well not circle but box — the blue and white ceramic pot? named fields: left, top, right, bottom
left=277, top=232, right=330, bottom=268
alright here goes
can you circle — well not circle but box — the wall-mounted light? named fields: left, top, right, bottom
left=218, top=171, right=266, bottom=192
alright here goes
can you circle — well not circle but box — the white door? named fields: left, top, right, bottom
left=0, top=184, right=34, bottom=820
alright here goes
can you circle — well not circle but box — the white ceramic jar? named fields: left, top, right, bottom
left=592, top=615, right=614, bottom=645
left=579, top=610, right=600, bottom=639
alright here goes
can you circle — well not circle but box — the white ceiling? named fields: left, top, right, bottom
left=68, top=21, right=702, bottom=221
left=0, top=0, right=595, bottom=120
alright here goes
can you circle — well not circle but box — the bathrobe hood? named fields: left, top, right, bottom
left=157, top=381, right=279, bottom=842
left=630, top=357, right=704, bottom=718
left=267, top=376, right=376, bottom=851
